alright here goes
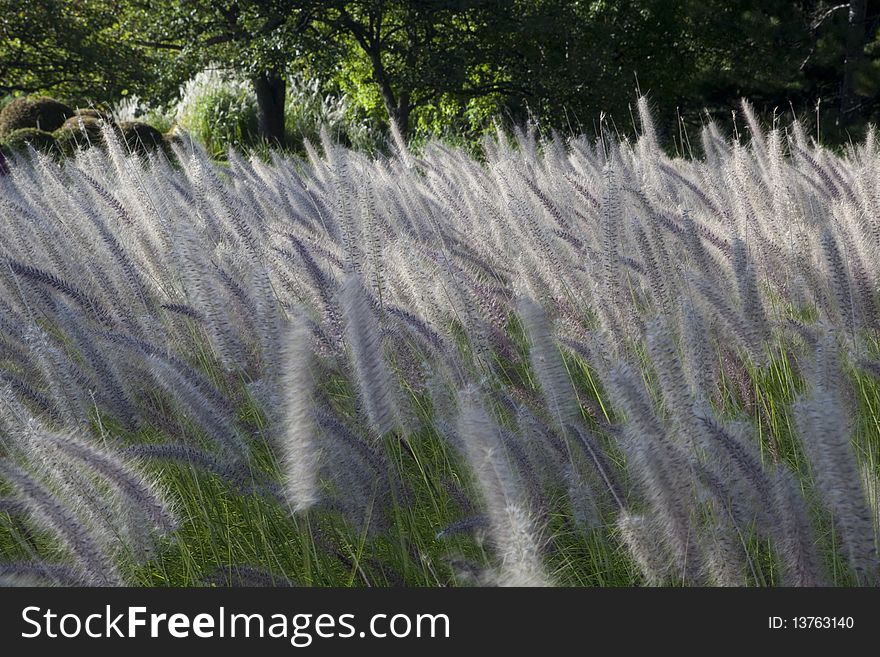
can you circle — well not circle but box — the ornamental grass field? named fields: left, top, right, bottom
left=0, top=99, right=879, bottom=587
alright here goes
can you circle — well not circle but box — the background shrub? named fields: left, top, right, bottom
left=112, top=95, right=174, bottom=135
left=174, top=68, right=259, bottom=158
left=0, top=96, right=74, bottom=137
left=0, top=127, right=58, bottom=155
left=118, top=120, right=165, bottom=154
left=169, top=67, right=383, bottom=158
left=55, top=115, right=107, bottom=154
left=283, top=74, right=381, bottom=153
left=75, top=108, right=114, bottom=122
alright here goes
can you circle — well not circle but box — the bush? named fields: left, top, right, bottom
left=54, top=117, right=166, bottom=158
left=118, top=121, right=165, bottom=154
left=75, top=108, right=114, bottom=122
left=284, top=74, right=382, bottom=153
left=0, top=127, right=58, bottom=156
left=0, top=97, right=74, bottom=137
left=170, top=67, right=383, bottom=158
left=54, top=116, right=109, bottom=154
left=175, top=68, right=259, bottom=157
left=112, top=95, right=175, bottom=135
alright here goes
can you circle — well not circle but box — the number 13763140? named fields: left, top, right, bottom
left=769, top=616, right=854, bottom=629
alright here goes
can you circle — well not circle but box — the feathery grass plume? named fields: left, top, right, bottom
left=161, top=303, right=204, bottom=321
left=358, top=176, right=387, bottom=300
left=340, top=272, right=400, bottom=436
left=520, top=174, right=573, bottom=235
left=567, top=424, right=625, bottom=509
left=38, top=431, right=176, bottom=534
left=616, top=512, right=672, bottom=585
left=0, top=497, right=26, bottom=515
left=677, top=208, right=724, bottom=282
left=565, top=463, right=601, bottom=534
left=687, top=269, right=764, bottom=364
left=54, top=301, right=139, bottom=430
left=171, top=219, right=245, bottom=370
left=490, top=503, right=551, bottom=587
left=636, top=96, right=660, bottom=158
left=656, top=162, right=722, bottom=215
left=32, top=429, right=175, bottom=563
left=834, top=204, right=878, bottom=331
left=26, top=328, right=91, bottom=427
left=121, top=443, right=251, bottom=488
left=77, top=170, right=140, bottom=230
left=731, top=238, right=769, bottom=344
left=700, top=517, right=748, bottom=586
left=645, top=317, right=697, bottom=447
left=313, top=407, right=396, bottom=513
left=679, top=299, right=716, bottom=399
left=99, top=117, right=132, bottom=176
left=388, top=117, right=415, bottom=170
left=245, top=258, right=284, bottom=374
left=795, top=334, right=877, bottom=584
left=514, top=402, right=569, bottom=482
left=436, top=515, right=489, bottom=541
left=0, top=561, right=88, bottom=586
left=773, top=467, right=824, bottom=586
left=860, top=463, right=880, bottom=552
left=328, top=151, right=363, bottom=275
left=146, top=353, right=247, bottom=458
left=740, top=98, right=769, bottom=175
left=70, top=183, right=154, bottom=314
left=518, top=296, right=578, bottom=431
left=790, top=144, right=840, bottom=200
left=632, top=219, right=673, bottom=316
left=278, top=314, right=322, bottom=512
left=598, top=162, right=626, bottom=343
left=0, top=460, right=121, bottom=586
left=0, top=364, right=62, bottom=422
left=605, top=364, right=704, bottom=583
left=96, top=330, right=234, bottom=414
left=513, top=123, right=538, bottom=161
left=456, top=385, right=551, bottom=586
left=819, top=228, right=857, bottom=338
left=496, top=171, right=565, bottom=299
left=497, top=426, right=550, bottom=508
left=692, top=404, right=775, bottom=528
left=766, top=128, right=796, bottom=222
left=7, top=260, right=113, bottom=327
left=9, top=408, right=142, bottom=547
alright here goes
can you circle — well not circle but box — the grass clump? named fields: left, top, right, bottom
left=1, top=99, right=880, bottom=587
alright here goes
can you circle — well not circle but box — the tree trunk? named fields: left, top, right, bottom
left=395, top=91, right=411, bottom=141
left=253, top=71, right=286, bottom=146
left=841, top=0, right=867, bottom=120
left=370, top=54, right=410, bottom=141
left=378, top=90, right=412, bottom=141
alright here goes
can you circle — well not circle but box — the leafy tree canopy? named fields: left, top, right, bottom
left=4, top=1, right=880, bottom=145
left=0, top=0, right=155, bottom=103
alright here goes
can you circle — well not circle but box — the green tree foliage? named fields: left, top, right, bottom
left=468, top=2, right=812, bottom=138
left=124, top=0, right=319, bottom=143
left=314, top=1, right=833, bottom=142
left=5, top=1, right=880, bottom=146
left=0, top=0, right=154, bottom=103
left=319, top=1, right=522, bottom=138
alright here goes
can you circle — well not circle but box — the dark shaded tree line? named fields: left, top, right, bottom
left=4, top=1, right=880, bottom=145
